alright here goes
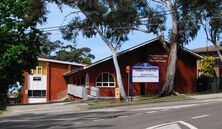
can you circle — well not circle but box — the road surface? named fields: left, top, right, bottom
left=1, top=98, right=222, bottom=129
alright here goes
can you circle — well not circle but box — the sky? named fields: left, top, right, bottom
left=39, top=3, right=209, bottom=62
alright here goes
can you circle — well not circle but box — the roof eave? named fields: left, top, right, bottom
left=38, top=58, right=86, bottom=66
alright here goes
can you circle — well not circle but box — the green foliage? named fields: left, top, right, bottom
left=196, top=0, right=222, bottom=44
left=50, top=0, right=165, bottom=48
left=200, top=56, right=215, bottom=78
left=39, top=35, right=95, bottom=64
left=0, top=0, right=47, bottom=107
left=54, top=45, right=95, bottom=64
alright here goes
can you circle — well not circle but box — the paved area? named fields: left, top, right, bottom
left=190, top=93, right=222, bottom=99
left=4, top=102, right=87, bottom=116
left=1, top=93, right=222, bottom=129
left=3, top=92, right=222, bottom=116
left=1, top=97, right=222, bottom=129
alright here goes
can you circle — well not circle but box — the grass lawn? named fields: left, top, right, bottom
left=85, top=95, right=190, bottom=109
left=0, top=110, right=3, bottom=116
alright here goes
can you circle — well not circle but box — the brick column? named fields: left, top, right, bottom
left=47, top=62, right=51, bottom=102
left=22, top=72, right=29, bottom=103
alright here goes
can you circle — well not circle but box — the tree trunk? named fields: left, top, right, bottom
left=159, top=0, right=178, bottom=96
left=160, top=42, right=177, bottom=96
left=213, top=43, right=222, bottom=62
left=94, top=26, right=127, bottom=100
left=111, top=50, right=127, bottom=100
left=0, top=84, right=8, bottom=110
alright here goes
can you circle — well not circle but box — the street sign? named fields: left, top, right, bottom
left=126, top=66, right=130, bottom=73
left=132, top=63, right=159, bottom=83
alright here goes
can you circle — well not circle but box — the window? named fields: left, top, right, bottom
left=96, top=73, right=115, bottom=87
left=33, top=77, right=41, bottom=81
left=28, top=90, right=46, bottom=97
left=36, top=66, right=42, bottom=74
left=31, top=69, right=34, bottom=75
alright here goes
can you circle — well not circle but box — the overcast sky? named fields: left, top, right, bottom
left=39, top=3, right=209, bottom=62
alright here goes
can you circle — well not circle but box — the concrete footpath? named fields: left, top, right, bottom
left=190, top=92, right=222, bottom=99
left=4, top=102, right=87, bottom=116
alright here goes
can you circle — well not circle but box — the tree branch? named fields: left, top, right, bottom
left=61, top=11, right=81, bottom=25
left=151, top=0, right=167, bottom=7
left=114, top=36, right=121, bottom=50
left=133, top=28, right=150, bottom=33
left=202, top=19, right=213, bottom=43
left=72, top=1, right=114, bottom=50
left=158, top=26, right=170, bottom=52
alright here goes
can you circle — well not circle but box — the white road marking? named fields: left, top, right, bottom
left=146, top=111, right=157, bottom=114
left=178, top=121, right=198, bottom=129
left=134, top=113, right=143, bottom=116
left=160, top=109, right=169, bottom=111
left=134, top=104, right=199, bottom=111
left=119, top=115, right=128, bottom=118
left=93, top=119, right=104, bottom=122
left=191, top=114, right=209, bottom=119
left=146, top=121, right=198, bottom=129
left=73, top=122, right=83, bottom=125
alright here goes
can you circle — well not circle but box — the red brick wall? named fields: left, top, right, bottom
left=175, top=51, right=197, bottom=93
left=48, top=63, right=80, bottom=101
left=22, top=72, right=29, bottom=103
left=68, top=40, right=198, bottom=97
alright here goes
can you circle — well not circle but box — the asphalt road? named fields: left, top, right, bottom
left=1, top=98, right=222, bottom=129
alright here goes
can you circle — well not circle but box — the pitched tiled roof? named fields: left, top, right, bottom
left=192, top=45, right=222, bottom=53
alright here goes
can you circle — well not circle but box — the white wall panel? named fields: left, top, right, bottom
left=68, top=84, right=86, bottom=98
left=28, top=98, right=46, bottom=103
left=28, top=75, right=47, bottom=90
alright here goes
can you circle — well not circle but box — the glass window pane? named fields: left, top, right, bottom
left=103, top=83, right=108, bottom=86
left=42, top=90, right=46, bottom=97
left=110, top=83, right=115, bottom=86
left=33, top=90, right=41, bottom=97
left=33, top=77, right=41, bottom=81
left=97, top=83, right=102, bottom=86
left=103, top=73, right=108, bottom=82
left=109, top=74, right=114, bottom=82
left=97, top=75, right=102, bottom=82
left=28, top=90, right=32, bottom=97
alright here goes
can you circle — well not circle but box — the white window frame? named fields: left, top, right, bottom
left=96, top=72, right=115, bottom=88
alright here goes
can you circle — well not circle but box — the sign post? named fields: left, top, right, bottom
left=126, top=66, right=131, bottom=101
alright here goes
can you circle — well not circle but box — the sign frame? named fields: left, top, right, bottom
left=132, top=63, right=160, bottom=83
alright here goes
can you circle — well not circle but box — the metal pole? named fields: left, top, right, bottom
left=128, top=72, right=130, bottom=101
left=158, top=68, right=160, bottom=95
left=130, top=69, right=132, bottom=102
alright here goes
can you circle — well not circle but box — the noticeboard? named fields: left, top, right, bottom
left=132, top=63, right=159, bottom=83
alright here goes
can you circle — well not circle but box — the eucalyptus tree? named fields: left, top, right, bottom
left=0, top=0, right=47, bottom=109
left=199, top=1, right=222, bottom=61
left=51, top=0, right=211, bottom=97
left=50, top=0, right=164, bottom=100
left=53, top=45, right=95, bottom=64
left=142, top=0, right=202, bottom=96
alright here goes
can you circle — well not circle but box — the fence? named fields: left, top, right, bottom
left=67, top=84, right=87, bottom=98
left=197, top=77, right=222, bottom=93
